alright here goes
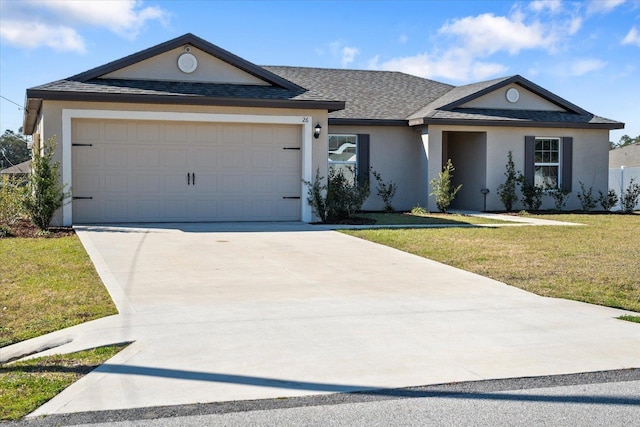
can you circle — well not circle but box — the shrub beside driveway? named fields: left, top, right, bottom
left=345, top=213, right=640, bottom=313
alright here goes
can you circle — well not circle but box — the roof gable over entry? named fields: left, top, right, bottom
left=408, top=75, right=623, bottom=129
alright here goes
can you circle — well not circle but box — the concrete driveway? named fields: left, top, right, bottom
left=10, top=222, right=640, bottom=416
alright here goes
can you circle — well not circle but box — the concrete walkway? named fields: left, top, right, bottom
left=2, top=221, right=638, bottom=417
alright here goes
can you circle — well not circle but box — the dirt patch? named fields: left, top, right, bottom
left=0, top=219, right=75, bottom=238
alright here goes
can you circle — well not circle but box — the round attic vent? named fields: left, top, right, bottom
left=506, top=87, right=520, bottom=103
left=178, top=52, right=198, bottom=73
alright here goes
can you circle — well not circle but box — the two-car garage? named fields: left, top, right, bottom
left=70, top=116, right=306, bottom=224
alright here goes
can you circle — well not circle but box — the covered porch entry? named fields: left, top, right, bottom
left=442, top=131, right=488, bottom=211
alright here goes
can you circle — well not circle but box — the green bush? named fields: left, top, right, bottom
left=21, top=136, right=70, bottom=231
left=304, top=166, right=370, bottom=222
left=326, top=166, right=369, bottom=220
left=545, top=183, right=571, bottom=211
left=411, top=205, right=428, bottom=215
left=304, top=168, right=328, bottom=223
left=621, top=178, right=640, bottom=213
left=371, top=169, right=397, bottom=213
left=598, top=189, right=618, bottom=212
left=517, top=175, right=543, bottom=211
left=496, top=151, right=519, bottom=211
left=0, top=175, right=27, bottom=229
left=430, top=159, right=462, bottom=213
left=577, top=182, right=597, bottom=212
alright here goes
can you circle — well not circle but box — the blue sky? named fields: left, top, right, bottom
left=1, top=0, right=639, bottom=142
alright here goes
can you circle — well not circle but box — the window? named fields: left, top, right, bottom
left=534, top=137, right=560, bottom=187
left=328, top=134, right=358, bottom=182
left=525, top=135, right=572, bottom=192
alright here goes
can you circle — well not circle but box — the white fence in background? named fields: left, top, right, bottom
left=609, top=166, right=640, bottom=211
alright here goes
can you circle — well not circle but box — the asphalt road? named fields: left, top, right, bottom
left=7, top=369, right=640, bottom=426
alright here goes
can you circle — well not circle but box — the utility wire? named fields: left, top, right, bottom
left=0, top=95, right=23, bottom=110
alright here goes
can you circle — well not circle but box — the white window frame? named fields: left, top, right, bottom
left=534, top=137, right=561, bottom=189
left=328, top=134, right=358, bottom=178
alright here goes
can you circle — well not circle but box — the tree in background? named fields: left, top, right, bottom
left=0, top=129, right=31, bottom=170
left=610, top=134, right=640, bottom=150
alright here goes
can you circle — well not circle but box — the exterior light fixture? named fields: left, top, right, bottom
left=314, top=123, right=322, bottom=139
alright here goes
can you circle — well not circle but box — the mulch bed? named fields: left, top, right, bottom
left=0, top=219, right=75, bottom=238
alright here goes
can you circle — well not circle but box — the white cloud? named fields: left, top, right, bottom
left=529, top=0, right=563, bottom=14
left=0, top=21, right=85, bottom=53
left=622, top=27, right=640, bottom=46
left=399, top=34, right=408, bottom=44
left=373, top=48, right=508, bottom=82
left=569, top=58, right=607, bottom=76
left=568, top=16, right=583, bottom=35
left=341, top=46, right=359, bottom=67
left=438, top=12, right=557, bottom=55
left=586, top=0, right=626, bottom=14
left=0, top=0, right=168, bottom=52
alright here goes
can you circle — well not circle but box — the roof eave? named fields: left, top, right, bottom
left=418, top=117, right=625, bottom=130
left=23, top=97, right=43, bottom=135
left=23, top=90, right=345, bottom=113
left=329, top=118, right=408, bottom=127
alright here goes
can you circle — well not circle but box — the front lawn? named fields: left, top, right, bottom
left=0, top=344, right=127, bottom=420
left=0, top=236, right=118, bottom=347
left=359, top=212, right=509, bottom=225
left=344, top=214, right=640, bottom=312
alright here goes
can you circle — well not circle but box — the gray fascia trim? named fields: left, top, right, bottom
left=24, top=90, right=345, bottom=112
left=67, top=33, right=303, bottom=92
left=328, top=118, right=408, bottom=126
left=420, top=117, right=625, bottom=130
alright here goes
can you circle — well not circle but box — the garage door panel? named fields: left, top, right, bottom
left=104, top=147, right=128, bottom=167
left=104, top=122, right=128, bottom=142
left=104, top=175, right=128, bottom=193
left=73, top=119, right=301, bottom=223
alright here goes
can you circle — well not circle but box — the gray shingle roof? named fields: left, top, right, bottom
left=263, top=66, right=453, bottom=121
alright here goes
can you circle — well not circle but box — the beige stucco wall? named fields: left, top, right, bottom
left=425, top=124, right=611, bottom=211
left=40, top=100, right=328, bottom=224
left=102, top=45, right=269, bottom=85
left=461, top=84, right=565, bottom=111
left=328, top=124, right=423, bottom=211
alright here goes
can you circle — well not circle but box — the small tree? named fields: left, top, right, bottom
left=371, top=169, right=397, bottom=212
left=430, top=159, right=462, bottom=213
left=576, top=182, right=597, bottom=212
left=621, top=178, right=640, bottom=213
left=517, top=174, right=543, bottom=211
left=496, top=151, right=519, bottom=211
left=22, top=136, right=70, bottom=231
left=598, top=189, right=618, bottom=212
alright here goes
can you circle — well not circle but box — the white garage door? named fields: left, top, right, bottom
left=72, top=119, right=301, bottom=223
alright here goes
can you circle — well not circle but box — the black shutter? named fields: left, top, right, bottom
left=356, top=134, right=370, bottom=185
left=561, top=137, right=573, bottom=192
left=524, top=136, right=535, bottom=186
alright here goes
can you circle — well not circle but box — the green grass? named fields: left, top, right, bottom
left=619, top=315, right=640, bottom=323
left=360, top=212, right=509, bottom=225
left=344, top=214, right=640, bottom=312
left=0, top=344, right=127, bottom=421
left=0, top=236, right=118, bottom=347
